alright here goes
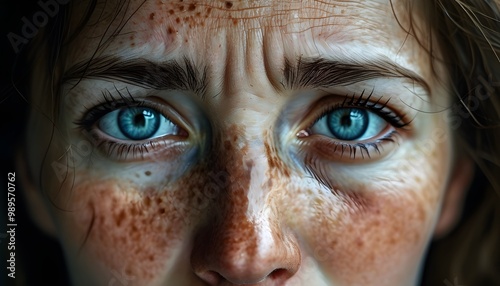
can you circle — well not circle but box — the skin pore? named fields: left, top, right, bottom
left=23, top=0, right=468, bottom=285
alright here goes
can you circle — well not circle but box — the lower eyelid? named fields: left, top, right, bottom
left=297, top=130, right=400, bottom=163
left=89, top=136, right=191, bottom=162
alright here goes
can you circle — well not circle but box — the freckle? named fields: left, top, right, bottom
left=232, top=19, right=237, bottom=25
left=188, top=3, right=196, bottom=11
left=115, top=209, right=126, bottom=226
left=144, top=197, right=151, bottom=207
left=145, top=171, right=151, bottom=176
left=156, top=197, right=162, bottom=205
left=196, top=12, right=201, bottom=17
left=356, top=238, right=364, bottom=248
left=130, top=42, right=135, bottom=47
left=158, top=208, right=165, bottom=215
left=245, top=159, right=254, bottom=171
left=149, top=12, right=155, bottom=20
left=176, top=17, right=180, bottom=23
left=225, top=1, right=233, bottom=9
left=167, top=26, right=174, bottom=34
left=168, top=9, right=174, bottom=14
left=266, top=179, right=273, bottom=189
left=179, top=5, right=184, bottom=11
left=185, top=39, right=188, bottom=43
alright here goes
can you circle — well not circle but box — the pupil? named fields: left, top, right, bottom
left=133, top=114, right=146, bottom=127
left=340, top=115, right=352, bottom=126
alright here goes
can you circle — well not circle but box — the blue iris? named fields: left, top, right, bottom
left=327, top=108, right=369, bottom=141
left=118, top=107, right=161, bottom=140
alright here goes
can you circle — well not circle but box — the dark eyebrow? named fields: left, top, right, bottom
left=283, top=56, right=430, bottom=93
left=64, top=55, right=429, bottom=97
left=63, top=56, right=208, bottom=95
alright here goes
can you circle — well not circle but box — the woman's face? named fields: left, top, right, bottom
left=27, top=0, right=456, bottom=285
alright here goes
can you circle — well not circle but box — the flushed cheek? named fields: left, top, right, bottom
left=307, top=194, right=432, bottom=285
left=54, top=179, right=191, bottom=285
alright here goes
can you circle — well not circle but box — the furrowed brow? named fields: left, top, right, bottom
left=63, top=56, right=208, bottom=95
left=283, top=56, right=430, bottom=94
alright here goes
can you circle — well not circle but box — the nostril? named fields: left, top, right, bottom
left=269, top=268, right=293, bottom=281
left=199, top=268, right=292, bottom=285
left=196, top=270, right=223, bottom=285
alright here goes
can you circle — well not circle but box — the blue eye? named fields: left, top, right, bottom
left=311, top=108, right=387, bottom=141
left=98, top=107, right=180, bottom=140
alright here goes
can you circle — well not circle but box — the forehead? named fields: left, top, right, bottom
left=69, top=0, right=415, bottom=59
left=66, top=0, right=441, bottom=94
left=135, top=0, right=392, bottom=35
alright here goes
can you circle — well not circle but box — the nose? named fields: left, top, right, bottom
left=190, top=127, right=301, bottom=285
left=191, top=213, right=301, bottom=285
left=190, top=160, right=301, bottom=285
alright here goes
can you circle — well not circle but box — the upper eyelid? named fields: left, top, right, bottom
left=305, top=92, right=411, bottom=131
left=75, top=99, right=178, bottom=131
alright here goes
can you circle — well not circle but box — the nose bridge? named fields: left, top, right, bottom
left=208, top=126, right=264, bottom=223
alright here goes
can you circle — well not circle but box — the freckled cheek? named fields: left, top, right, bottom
left=54, top=180, right=190, bottom=284
left=280, top=170, right=444, bottom=285
left=304, top=194, right=434, bottom=283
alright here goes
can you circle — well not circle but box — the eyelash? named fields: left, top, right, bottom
left=310, top=90, right=409, bottom=129
left=74, top=89, right=185, bottom=160
left=300, top=90, right=410, bottom=160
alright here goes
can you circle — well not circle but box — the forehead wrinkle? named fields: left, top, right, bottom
left=130, top=0, right=394, bottom=41
left=68, top=0, right=404, bottom=64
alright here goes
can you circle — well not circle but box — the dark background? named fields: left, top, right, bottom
left=0, top=2, right=69, bottom=286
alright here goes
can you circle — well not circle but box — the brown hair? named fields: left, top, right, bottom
left=399, top=0, right=500, bottom=284
left=18, top=0, right=500, bottom=285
